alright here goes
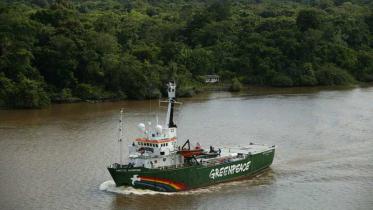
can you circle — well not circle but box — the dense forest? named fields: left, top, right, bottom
left=0, top=0, right=373, bottom=108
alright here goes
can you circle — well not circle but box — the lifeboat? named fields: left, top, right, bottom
left=178, top=140, right=204, bottom=158
left=178, top=148, right=204, bottom=158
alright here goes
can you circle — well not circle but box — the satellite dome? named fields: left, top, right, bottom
left=156, top=125, right=163, bottom=133
left=137, top=123, right=145, bottom=132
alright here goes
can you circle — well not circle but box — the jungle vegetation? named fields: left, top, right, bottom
left=0, top=0, right=373, bottom=108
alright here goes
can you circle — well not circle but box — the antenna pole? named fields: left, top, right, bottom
left=119, top=109, right=124, bottom=165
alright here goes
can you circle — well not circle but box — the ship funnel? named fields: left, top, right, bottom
left=165, top=82, right=177, bottom=128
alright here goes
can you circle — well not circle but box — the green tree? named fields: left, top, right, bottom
left=230, top=77, right=243, bottom=91
left=207, top=0, right=232, bottom=21
left=296, top=9, right=321, bottom=32
left=35, top=35, right=78, bottom=89
left=12, top=76, right=50, bottom=108
left=0, top=73, right=15, bottom=106
left=316, top=63, right=355, bottom=85
left=271, top=74, right=294, bottom=87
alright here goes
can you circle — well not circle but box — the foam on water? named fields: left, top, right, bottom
left=99, top=180, right=173, bottom=195
left=99, top=180, right=217, bottom=195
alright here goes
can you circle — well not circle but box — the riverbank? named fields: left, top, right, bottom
left=3, top=82, right=372, bottom=110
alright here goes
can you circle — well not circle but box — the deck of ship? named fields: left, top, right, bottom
left=197, top=144, right=275, bottom=167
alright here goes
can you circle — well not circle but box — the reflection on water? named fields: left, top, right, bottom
left=0, top=86, right=373, bottom=210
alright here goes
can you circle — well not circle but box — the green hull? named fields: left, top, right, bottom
left=107, top=148, right=275, bottom=192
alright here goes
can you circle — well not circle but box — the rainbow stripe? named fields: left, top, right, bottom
left=134, top=176, right=187, bottom=192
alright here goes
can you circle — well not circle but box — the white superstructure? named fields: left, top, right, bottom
left=127, top=82, right=184, bottom=169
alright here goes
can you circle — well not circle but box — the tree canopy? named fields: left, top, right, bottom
left=0, top=0, right=373, bottom=108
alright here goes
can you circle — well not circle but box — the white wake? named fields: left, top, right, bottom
left=99, top=175, right=268, bottom=196
left=99, top=180, right=174, bottom=195
left=99, top=180, right=220, bottom=195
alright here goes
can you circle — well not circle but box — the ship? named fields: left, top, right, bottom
left=107, top=82, right=275, bottom=192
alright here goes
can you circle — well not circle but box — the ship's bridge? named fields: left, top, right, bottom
left=133, top=124, right=177, bottom=152
left=135, top=136, right=177, bottom=149
left=130, top=126, right=178, bottom=157
left=129, top=133, right=181, bottom=169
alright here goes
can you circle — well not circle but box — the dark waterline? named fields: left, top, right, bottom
left=0, top=86, right=372, bottom=210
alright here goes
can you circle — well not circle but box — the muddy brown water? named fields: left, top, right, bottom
left=0, top=86, right=372, bottom=210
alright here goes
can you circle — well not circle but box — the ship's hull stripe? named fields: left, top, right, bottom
left=138, top=176, right=187, bottom=191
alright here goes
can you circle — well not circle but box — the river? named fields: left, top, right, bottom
left=0, top=86, right=372, bottom=210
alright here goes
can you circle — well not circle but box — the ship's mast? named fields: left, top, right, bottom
left=119, top=109, right=124, bottom=165
left=165, top=82, right=177, bottom=128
